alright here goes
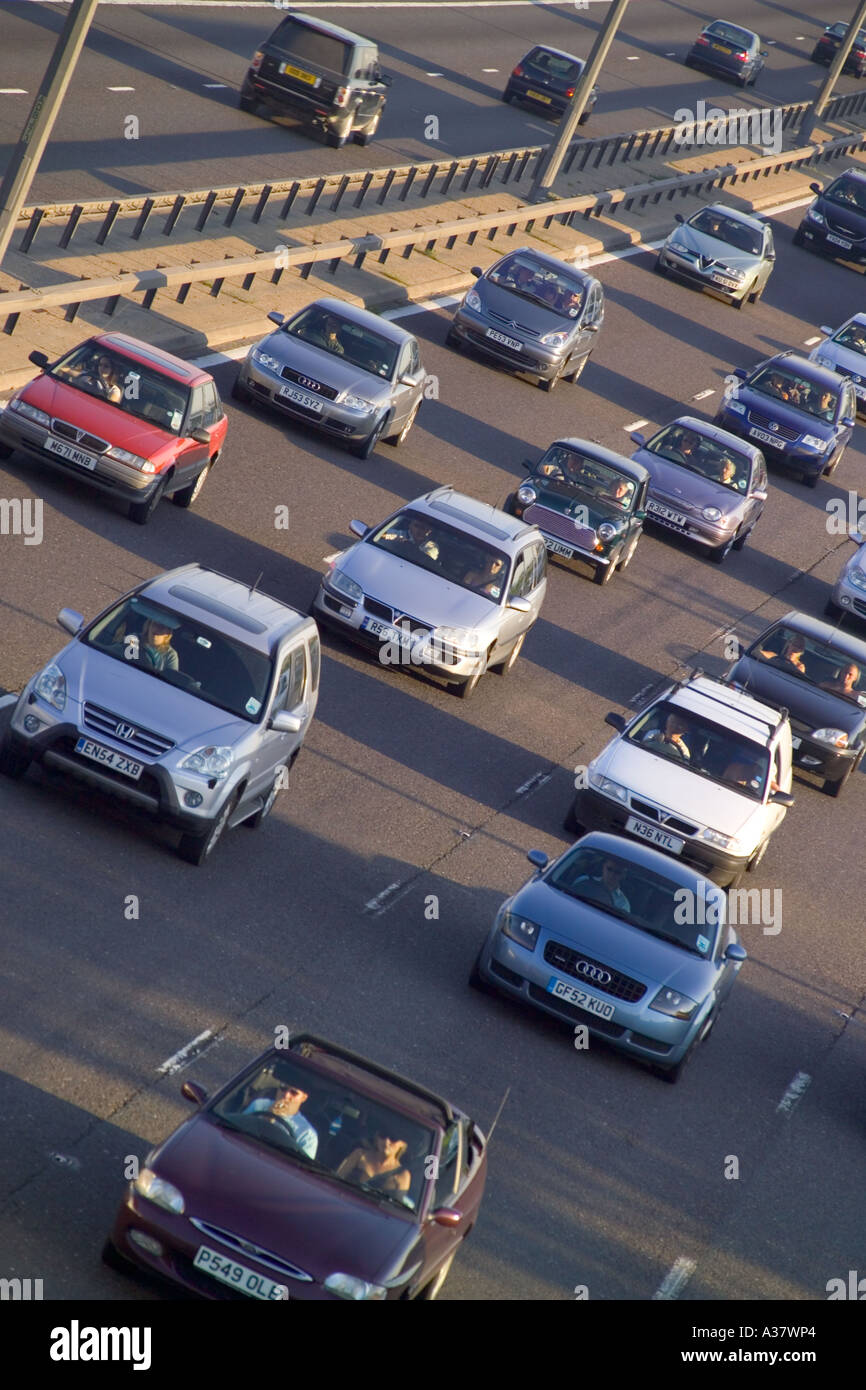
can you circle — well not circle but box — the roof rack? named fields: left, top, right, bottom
left=678, top=672, right=788, bottom=734
left=288, top=1034, right=453, bottom=1124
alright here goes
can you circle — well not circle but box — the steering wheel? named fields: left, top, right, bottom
left=243, top=1113, right=304, bottom=1154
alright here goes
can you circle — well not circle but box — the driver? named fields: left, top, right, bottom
left=140, top=618, right=180, bottom=673
left=243, top=1082, right=318, bottom=1158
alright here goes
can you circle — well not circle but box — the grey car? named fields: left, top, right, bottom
left=809, top=313, right=866, bottom=416
left=470, top=833, right=747, bottom=1083
left=446, top=247, right=604, bottom=390
left=630, top=415, right=769, bottom=562
left=313, top=486, right=548, bottom=699
left=0, top=565, right=320, bottom=864
left=828, top=529, right=866, bottom=623
left=656, top=203, right=775, bottom=307
left=233, top=298, right=426, bottom=458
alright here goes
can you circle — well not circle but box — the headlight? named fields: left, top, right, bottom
left=540, top=330, right=570, bottom=348
left=846, top=566, right=866, bottom=591
left=597, top=521, right=617, bottom=543
left=8, top=397, right=51, bottom=427
left=813, top=353, right=835, bottom=368
left=726, top=401, right=746, bottom=415
left=500, top=910, right=540, bottom=949
left=464, top=289, right=482, bottom=312
left=324, top=1273, right=386, bottom=1301
left=588, top=772, right=629, bottom=803
left=179, top=745, right=234, bottom=778
left=650, top=986, right=699, bottom=1020
left=328, top=568, right=363, bottom=603
left=667, top=239, right=693, bottom=257
left=108, top=445, right=150, bottom=470
left=702, top=827, right=733, bottom=849
left=702, top=506, right=723, bottom=523
left=435, top=626, right=484, bottom=657
left=341, top=394, right=375, bottom=415
left=801, top=434, right=827, bottom=450
left=811, top=727, right=848, bottom=747
left=134, top=1168, right=185, bottom=1214
left=723, top=267, right=746, bottom=281
left=807, top=209, right=825, bottom=225
left=35, top=663, right=66, bottom=711
left=251, top=348, right=282, bottom=373
left=516, top=484, right=537, bottom=505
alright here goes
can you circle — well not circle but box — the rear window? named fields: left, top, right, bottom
left=270, top=18, right=352, bottom=74
left=526, top=48, right=582, bottom=82
left=705, top=22, right=754, bottom=49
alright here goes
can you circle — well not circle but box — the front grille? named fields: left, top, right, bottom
left=280, top=366, right=339, bottom=401
left=190, top=1218, right=313, bottom=1282
left=853, top=597, right=866, bottom=617
left=362, top=597, right=430, bottom=637
left=630, top=797, right=698, bottom=837
left=363, top=597, right=392, bottom=622
left=826, top=215, right=866, bottom=243
left=83, top=703, right=174, bottom=758
left=528, top=984, right=626, bottom=1035
left=746, top=409, right=799, bottom=442
left=522, top=503, right=595, bottom=550
left=543, top=941, right=646, bottom=1004
left=52, top=418, right=110, bottom=453
left=486, top=308, right=540, bottom=339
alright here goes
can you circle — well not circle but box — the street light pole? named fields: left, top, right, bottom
left=800, top=0, right=866, bottom=143
left=531, top=0, right=631, bottom=198
left=0, top=0, right=101, bottom=269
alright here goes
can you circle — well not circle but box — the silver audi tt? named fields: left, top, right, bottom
left=656, top=203, right=775, bottom=307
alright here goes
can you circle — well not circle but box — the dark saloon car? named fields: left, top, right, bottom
left=104, top=1035, right=487, bottom=1301
left=239, top=10, right=390, bottom=147
left=471, top=834, right=747, bottom=1083
left=714, top=351, right=856, bottom=488
left=726, top=612, right=866, bottom=796
left=811, top=21, right=866, bottom=76
left=630, top=416, right=768, bottom=562
left=795, top=169, right=866, bottom=266
left=447, top=248, right=604, bottom=390
left=505, top=439, right=648, bottom=585
left=684, top=19, right=765, bottom=87
left=503, top=44, right=597, bottom=123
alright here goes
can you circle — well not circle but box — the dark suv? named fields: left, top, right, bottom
left=795, top=169, right=866, bottom=266
left=239, top=11, right=390, bottom=147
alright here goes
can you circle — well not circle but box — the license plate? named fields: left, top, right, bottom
left=854, top=385, right=866, bottom=399
left=279, top=62, right=318, bottom=86
left=193, top=1245, right=287, bottom=1301
left=791, top=735, right=801, bottom=749
left=526, top=88, right=552, bottom=104
left=712, top=43, right=732, bottom=54
left=543, top=537, right=576, bottom=559
left=485, top=328, right=523, bottom=352
left=361, top=616, right=419, bottom=650
left=278, top=384, right=323, bottom=413
left=710, top=273, right=740, bottom=288
left=45, top=437, right=98, bottom=470
left=625, top=815, right=683, bottom=854
left=546, top=977, right=615, bottom=1020
left=647, top=500, right=688, bottom=526
left=748, top=426, right=786, bottom=450
left=74, top=737, right=143, bottom=780
left=826, top=233, right=853, bottom=249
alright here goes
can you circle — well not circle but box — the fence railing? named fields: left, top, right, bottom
left=2, top=130, right=863, bottom=338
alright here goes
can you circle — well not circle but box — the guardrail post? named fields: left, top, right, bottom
left=514, top=152, right=531, bottom=184
left=175, top=282, right=191, bottom=304
left=354, top=172, right=374, bottom=207
left=330, top=176, right=350, bottom=212
left=224, top=188, right=245, bottom=227
left=440, top=161, right=459, bottom=195
left=64, top=301, right=81, bottom=322
left=96, top=202, right=120, bottom=246
left=461, top=158, right=478, bottom=192
left=501, top=152, right=518, bottom=185
left=3, top=312, right=19, bottom=336
left=401, top=241, right=414, bottom=260
left=131, top=198, right=155, bottom=240
left=328, top=256, right=342, bottom=275
left=280, top=182, right=300, bottom=218
left=306, top=178, right=326, bottom=215
left=195, top=191, right=217, bottom=232
left=377, top=170, right=397, bottom=204
left=19, top=208, right=44, bottom=254
left=299, top=261, right=314, bottom=280
left=252, top=185, right=273, bottom=223
left=163, top=195, right=186, bottom=236
left=420, top=163, right=439, bottom=197
left=59, top=205, right=83, bottom=249
left=622, top=133, right=637, bottom=160
left=242, top=272, right=256, bottom=291
left=481, top=154, right=500, bottom=188
left=608, top=135, right=626, bottom=165
left=104, top=294, right=120, bottom=315
left=399, top=167, right=418, bottom=201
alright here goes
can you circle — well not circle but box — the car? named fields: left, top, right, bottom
left=629, top=416, right=768, bottom=563
left=0, top=333, right=226, bottom=525
left=238, top=10, right=391, bottom=147
left=104, top=1033, right=487, bottom=1300
left=504, top=438, right=648, bottom=585
left=725, top=611, right=866, bottom=797
left=794, top=168, right=866, bottom=265
left=565, top=675, right=795, bottom=889
left=684, top=19, right=765, bottom=86
left=313, top=486, right=547, bottom=699
left=502, top=44, right=598, bottom=123
left=655, top=203, right=775, bottom=307
left=714, top=351, right=857, bottom=488
left=811, top=21, right=866, bottom=76
left=809, top=314, right=866, bottom=415
left=828, top=529, right=866, bottom=624
left=446, top=247, right=604, bottom=390
left=470, top=833, right=747, bottom=1083
left=233, top=298, right=425, bottom=459
left=0, top=565, right=320, bottom=864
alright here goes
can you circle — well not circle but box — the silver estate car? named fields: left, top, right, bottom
left=314, top=486, right=548, bottom=698
left=446, top=247, right=604, bottom=390
left=0, top=565, right=320, bottom=864
left=810, top=313, right=866, bottom=417
left=233, top=297, right=426, bottom=458
left=656, top=203, right=775, bottom=307
left=828, top=530, right=866, bottom=624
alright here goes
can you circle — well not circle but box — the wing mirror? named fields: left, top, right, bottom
left=57, top=607, right=84, bottom=635
left=751, top=488, right=768, bottom=502
left=674, top=212, right=685, bottom=224
left=605, top=711, right=626, bottom=732
left=843, top=416, right=856, bottom=428
left=527, top=849, right=548, bottom=870
left=848, top=530, right=864, bottom=545
left=28, top=349, right=49, bottom=369
left=181, top=1081, right=208, bottom=1105
left=431, top=1207, right=462, bottom=1228
left=809, top=182, right=822, bottom=195
left=267, top=310, right=285, bottom=327
left=190, top=428, right=210, bottom=444
left=770, top=790, right=795, bottom=807
left=630, top=431, right=646, bottom=447
left=819, top=325, right=835, bottom=337
left=271, top=710, right=303, bottom=733
left=724, top=942, right=748, bottom=963
left=507, top=596, right=532, bottom=613
left=348, top=519, right=368, bottom=538
left=732, top=367, right=748, bottom=381
left=470, top=265, right=483, bottom=278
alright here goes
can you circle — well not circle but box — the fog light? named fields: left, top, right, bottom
left=128, top=1230, right=164, bottom=1258
left=184, top=790, right=203, bottom=808
left=841, top=594, right=851, bottom=606
left=23, top=715, right=41, bottom=733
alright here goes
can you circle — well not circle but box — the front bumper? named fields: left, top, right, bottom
left=831, top=573, right=866, bottom=622
left=313, top=584, right=484, bottom=686
left=0, top=414, right=163, bottom=503
left=797, top=221, right=866, bottom=264
left=571, top=786, right=751, bottom=884
left=449, top=308, right=566, bottom=379
left=645, top=492, right=741, bottom=550
left=239, top=359, right=380, bottom=443
left=790, top=726, right=859, bottom=782
left=658, top=250, right=749, bottom=303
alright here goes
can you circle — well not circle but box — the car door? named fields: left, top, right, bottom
left=389, top=340, right=422, bottom=428
left=252, top=640, right=309, bottom=797
left=413, top=1119, right=484, bottom=1293
left=745, top=454, right=767, bottom=527
left=760, top=226, right=775, bottom=288
left=574, top=281, right=603, bottom=362
left=173, top=385, right=211, bottom=488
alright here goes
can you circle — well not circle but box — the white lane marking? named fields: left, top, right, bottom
left=515, top=769, right=551, bottom=795
left=803, top=335, right=821, bottom=345
left=157, top=1029, right=215, bottom=1076
left=625, top=56, right=640, bottom=61
left=426, top=72, right=444, bottom=77
left=107, top=86, right=135, bottom=92
left=482, top=69, right=499, bottom=73
left=692, top=388, right=715, bottom=400
left=0, top=88, right=28, bottom=95
left=623, top=418, right=648, bottom=432
left=653, top=1257, right=696, bottom=1300
left=79, top=2, right=612, bottom=8
left=629, top=683, right=654, bottom=706
left=363, top=881, right=404, bottom=914
left=204, top=83, right=228, bottom=89
left=777, top=1070, right=811, bottom=1115
left=0, top=693, right=19, bottom=708
left=665, top=52, right=676, bottom=57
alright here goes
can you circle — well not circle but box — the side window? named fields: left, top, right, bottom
left=186, top=386, right=206, bottom=434
left=409, top=340, right=421, bottom=375
left=308, top=633, right=320, bottom=692
left=432, top=1122, right=467, bottom=1205
left=396, top=342, right=413, bottom=381
left=202, top=381, right=221, bottom=427
left=846, top=384, right=856, bottom=420
left=530, top=541, right=547, bottom=590
left=508, top=551, right=530, bottom=599
left=273, top=646, right=306, bottom=712
left=586, top=284, right=602, bottom=324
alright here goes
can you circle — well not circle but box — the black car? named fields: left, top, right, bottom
left=811, top=21, right=866, bottom=76
left=684, top=19, right=765, bottom=87
left=505, top=439, right=648, bottom=585
left=503, top=45, right=597, bottom=123
left=795, top=169, right=866, bottom=266
left=725, top=612, right=866, bottom=796
left=714, top=351, right=857, bottom=488
left=239, top=10, right=390, bottom=147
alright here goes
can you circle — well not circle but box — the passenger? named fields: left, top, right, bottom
left=820, top=661, right=862, bottom=698
left=95, top=355, right=123, bottom=405
left=757, top=637, right=807, bottom=674
left=337, top=1129, right=412, bottom=1196
left=243, top=1082, right=319, bottom=1158
left=463, top=553, right=506, bottom=598
left=641, top=712, right=692, bottom=762
left=810, top=388, right=836, bottom=421
left=715, top=455, right=738, bottom=486
left=574, top=857, right=631, bottom=913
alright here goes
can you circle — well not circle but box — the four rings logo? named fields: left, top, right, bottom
left=576, top=961, right=611, bottom=985
left=296, top=375, right=321, bottom=393
left=115, top=722, right=137, bottom=741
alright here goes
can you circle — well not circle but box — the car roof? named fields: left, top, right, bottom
left=139, top=564, right=313, bottom=654
left=308, top=297, right=413, bottom=346
left=492, top=246, right=595, bottom=285
left=524, top=44, right=583, bottom=64
left=668, top=675, right=784, bottom=745
left=663, top=415, right=763, bottom=458
left=415, top=486, right=539, bottom=547
left=757, top=352, right=846, bottom=389
left=836, top=312, right=866, bottom=330
left=573, top=830, right=725, bottom=890
left=699, top=203, right=766, bottom=232
left=769, top=609, right=866, bottom=662
left=272, top=10, right=373, bottom=48
left=824, top=165, right=866, bottom=185
left=553, top=437, right=650, bottom=483
left=703, top=19, right=757, bottom=39
left=93, top=332, right=208, bottom=385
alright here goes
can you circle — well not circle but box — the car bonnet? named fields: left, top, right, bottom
left=729, top=656, right=866, bottom=735
left=669, top=223, right=760, bottom=273
left=595, top=738, right=771, bottom=837
left=475, top=277, right=575, bottom=331
left=639, top=453, right=746, bottom=517
left=339, top=543, right=505, bottom=629
left=19, top=375, right=178, bottom=455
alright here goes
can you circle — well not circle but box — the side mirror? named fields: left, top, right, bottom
left=765, top=251, right=776, bottom=262
left=733, top=367, right=748, bottom=381
left=267, top=310, right=285, bottom=327
left=470, top=265, right=483, bottom=278
left=809, top=182, right=822, bottom=195
left=271, top=709, right=303, bottom=733
left=760, top=49, right=768, bottom=57
left=181, top=1081, right=208, bottom=1105
left=507, top=596, right=532, bottom=614
left=28, top=349, right=49, bottom=369
left=400, top=371, right=424, bottom=387
left=527, top=849, right=548, bottom=870
left=634, top=508, right=646, bottom=521
left=770, top=790, right=795, bottom=807
left=605, top=711, right=626, bottom=732
left=674, top=212, right=684, bottom=224
left=751, top=489, right=768, bottom=502
left=630, top=431, right=646, bottom=447
left=583, top=322, right=599, bottom=333
left=379, top=72, right=393, bottom=87
left=724, top=942, right=748, bottom=963
left=431, top=1207, right=462, bottom=1228
left=190, top=428, right=210, bottom=444
left=57, top=607, right=84, bottom=635
left=843, top=416, right=856, bottom=429
left=348, top=519, right=368, bottom=538
left=848, top=530, right=864, bottom=545
left=521, top=458, right=535, bottom=471
left=819, top=325, right=834, bottom=337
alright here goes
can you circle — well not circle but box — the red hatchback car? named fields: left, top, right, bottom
left=0, top=332, right=227, bottom=524
left=104, top=1034, right=488, bottom=1301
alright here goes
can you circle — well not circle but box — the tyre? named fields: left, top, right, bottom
left=496, top=630, right=525, bottom=675
left=352, top=110, right=380, bottom=146
left=416, top=1252, right=455, bottom=1300
left=746, top=838, right=767, bottom=873
left=733, top=289, right=746, bottom=310
left=567, top=352, right=590, bottom=384
left=617, top=534, right=639, bottom=573
left=384, top=399, right=420, bottom=447
left=0, top=441, right=14, bottom=460
left=243, top=768, right=285, bottom=829
left=731, top=527, right=750, bottom=552
left=747, top=279, right=763, bottom=304
left=657, top=1010, right=714, bottom=1084
left=350, top=411, right=389, bottom=460
left=172, top=461, right=211, bottom=509
left=469, top=950, right=495, bottom=994
left=803, top=469, right=820, bottom=489
left=238, top=88, right=258, bottom=115
left=709, top=535, right=734, bottom=564
left=792, top=227, right=806, bottom=248
left=325, top=116, right=353, bottom=148
left=231, top=376, right=252, bottom=405
left=653, top=256, right=667, bottom=276
left=128, top=476, right=166, bottom=526
left=578, top=110, right=591, bottom=125
left=177, top=792, right=238, bottom=866
left=502, top=87, right=515, bottom=104
left=101, top=1238, right=134, bottom=1275
left=592, top=557, right=615, bottom=585
left=823, top=446, right=842, bottom=477
left=563, top=801, right=584, bottom=836
left=824, top=763, right=855, bottom=797
left=457, top=661, right=484, bottom=699
left=0, top=738, right=29, bottom=779
left=445, top=327, right=461, bottom=348
left=727, top=868, right=744, bottom=891
left=824, top=595, right=841, bottom=619
left=539, top=360, right=565, bottom=392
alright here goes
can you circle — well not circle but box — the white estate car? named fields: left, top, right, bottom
left=565, top=675, right=795, bottom=888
